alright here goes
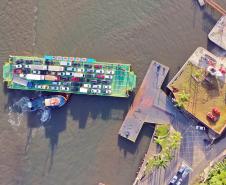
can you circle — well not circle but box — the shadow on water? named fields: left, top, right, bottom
left=68, top=94, right=133, bottom=129
left=5, top=88, right=134, bottom=172
left=202, top=11, right=218, bottom=34
left=118, top=123, right=155, bottom=157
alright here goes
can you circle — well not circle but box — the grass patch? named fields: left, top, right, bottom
left=145, top=124, right=182, bottom=174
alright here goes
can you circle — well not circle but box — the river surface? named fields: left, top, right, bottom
left=0, top=0, right=226, bottom=185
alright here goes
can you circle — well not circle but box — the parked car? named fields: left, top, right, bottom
left=32, top=70, right=41, bottom=74
left=105, top=75, right=113, bottom=79
left=60, top=86, right=70, bottom=91
left=103, top=85, right=111, bottom=89
left=92, top=84, right=102, bottom=89
left=83, top=84, right=91, bottom=88
left=25, top=60, right=33, bottom=64
left=94, top=64, right=102, bottom=69
left=102, top=80, right=111, bottom=85
left=96, top=69, right=105, bottom=74
left=106, top=70, right=115, bottom=75
left=196, top=126, right=206, bottom=131
left=71, top=77, right=80, bottom=82
left=15, top=60, right=23, bottom=64
left=77, top=68, right=84, bottom=72
left=15, top=64, right=23, bottom=68
left=86, top=69, right=94, bottom=73
left=181, top=168, right=190, bottom=179
left=169, top=175, right=178, bottom=185
left=176, top=178, right=183, bottom=185
left=50, top=86, right=60, bottom=90
left=91, top=89, right=101, bottom=94
left=86, top=74, right=95, bottom=78
left=84, top=64, right=92, bottom=68
left=103, top=89, right=111, bottom=94
left=71, top=87, right=79, bottom=91
left=57, top=72, right=66, bottom=76
left=72, top=63, right=81, bottom=67
left=13, top=68, right=23, bottom=74
left=178, top=166, right=186, bottom=174
left=96, top=75, right=105, bottom=79
left=52, top=81, right=62, bottom=85
left=71, top=82, right=81, bottom=86
left=22, top=68, right=31, bottom=74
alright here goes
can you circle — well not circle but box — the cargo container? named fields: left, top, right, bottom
left=48, top=65, right=64, bottom=71
left=26, top=74, right=45, bottom=80
left=29, top=65, right=48, bottom=71
left=44, top=75, right=59, bottom=81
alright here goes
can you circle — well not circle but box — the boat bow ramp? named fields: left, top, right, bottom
left=119, top=61, right=175, bottom=142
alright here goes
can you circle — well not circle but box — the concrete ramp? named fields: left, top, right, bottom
left=119, top=61, right=170, bottom=142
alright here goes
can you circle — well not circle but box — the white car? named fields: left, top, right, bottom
left=58, top=72, right=66, bottom=76
left=105, top=89, right=111, bottom=94
left=35, top=84, right=42, bottom=89
left=41, top=85, right=49, bottom=89
left=15, top=64, right=23, bottom=68
left=169, top=175, right=178, bottom=184
left=32, top=70, right=41, bottom=74
left=66, top=72, right=74, bottom=76
left=92, top=84, right=102, bottom=89
left=91, top=89, right=101, bottom=94
left=105, top=75, right=113, bottom=79
left=50, top=86, right=59, bottom=90
left=103, top=85, right=111, bottom=89
left=77, top=68, right=84, bottom=72
left=96, top=69, right=105, bottom=74
left=83, top=84, right=91, bottom=88
left=106, top=70, right=115, bottom=75
left=196, top=126, right=206, bottom=131
left=52, top=81, right=62, bottom=85
left=24, top=64, right=30, bottom=68
left=60, top=86, right=70, bottom=91
left=66, top=67, right=76, bottom=71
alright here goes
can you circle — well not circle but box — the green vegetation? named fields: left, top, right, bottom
left=145, top=125, right=182, bottom=174
left=198, top=159, right=226, bottom=185
left=193, top=69, right=202, bottom=79
left=175, top=90, right=190, bottom=108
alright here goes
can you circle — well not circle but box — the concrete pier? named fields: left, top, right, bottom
left=119, top=61, right=172, bottom=142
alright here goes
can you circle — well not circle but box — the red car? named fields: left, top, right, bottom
left=94, top=64, right=102, bottom=69
left=71, top=77, right=80, bottom=82
left=96, top=75, right=105, bottom=79
left=13, top=68, right=23, bottom=74
left=207, top=112, right=217, bottom=122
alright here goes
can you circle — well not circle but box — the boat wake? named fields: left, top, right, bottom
left=8, top=97, right=51, bottom=127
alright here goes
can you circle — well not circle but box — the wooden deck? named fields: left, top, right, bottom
left=119, top=61, right=172, bottom=142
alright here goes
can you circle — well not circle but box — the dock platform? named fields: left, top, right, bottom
left=119, top=61, right=170, bottom=142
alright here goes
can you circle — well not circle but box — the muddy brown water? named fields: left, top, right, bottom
left=0, top=0, right=226, bottom=185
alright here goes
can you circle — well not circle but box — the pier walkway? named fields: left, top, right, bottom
left=205, top=0, right=226, bottom=15
left=119, top=61, right=174, bottom=142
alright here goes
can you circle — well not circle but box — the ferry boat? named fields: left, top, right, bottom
left=28, top=94, right=69, bottom=111
left=3, top=55, right=136, bottom=97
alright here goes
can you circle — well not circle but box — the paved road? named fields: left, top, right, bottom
left=137, top=104, right=226, bottom=185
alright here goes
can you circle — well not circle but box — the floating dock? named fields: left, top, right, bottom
left=119, top=61, right=170, bottom=142
left=3, top=55, right=136, bottom=98
left=208, top=15, right=226, bottom=50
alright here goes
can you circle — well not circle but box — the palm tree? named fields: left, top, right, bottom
left=178, top=91, right=190, bottom=102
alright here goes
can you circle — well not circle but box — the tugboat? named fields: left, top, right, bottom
left=27, top=94, right=70, bottom=111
